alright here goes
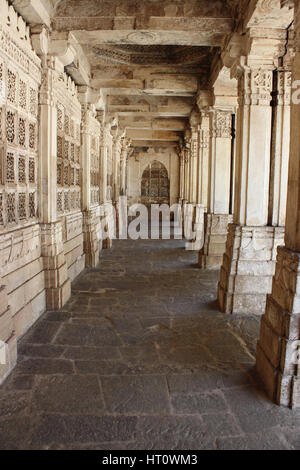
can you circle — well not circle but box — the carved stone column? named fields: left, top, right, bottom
left=79, top=89, right=102, bottom=268
left=100, top=122, right=114, bottom=249
left=111, top=128, right=124, bottom=204
left=39, top=55, right=71, bottom=309
left=120, top=138, right=131, bottom=196
left=183, top=140, right=190, bottom=204
left=178, top=145, right=185, bottom=205
left=189, top=128, right=199, bottom=206
left=199, top=109, right=234, bottom=269
left=98, top=112, right=107, bottom=205
left=218, top=39, right=286, bottom=314
left=270, top=66, right=293, bottom=226
left=197, top=112, right=210, bottom=210
left=256, top=3, right=300, bottom=408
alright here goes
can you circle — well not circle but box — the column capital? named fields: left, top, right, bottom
left=196, top=89, right=214, bottom=111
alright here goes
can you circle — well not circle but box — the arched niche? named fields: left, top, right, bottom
left=141, top=160, right=170, bottom=207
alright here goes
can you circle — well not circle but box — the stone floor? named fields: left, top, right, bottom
left=0, top=235, right=300, bottom=450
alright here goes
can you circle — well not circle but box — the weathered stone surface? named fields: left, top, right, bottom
left=101, top=376, right=171, bottom=414
left=218, top=225, right=284, bottom=315
left=0, top=225, right=300, bottom=450
left=32, top=375, right=104, bottom=413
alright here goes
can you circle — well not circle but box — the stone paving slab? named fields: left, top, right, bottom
left=0, top=236, right=300, bottom=450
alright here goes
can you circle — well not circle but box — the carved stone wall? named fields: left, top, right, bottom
left=0, top=0, right=43, bottom=383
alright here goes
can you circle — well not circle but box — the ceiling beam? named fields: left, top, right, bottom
left=56, top=29, right=230, bottom=47
left=119, top=116, right=188, bottom=131
left=126, top=129, right=182, bottom=141
left=107, top=95, right=194, bottom=117
left=131, top=140, right=179, bottom=148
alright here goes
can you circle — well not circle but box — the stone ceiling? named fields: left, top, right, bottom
left=11, top=0, right=293, bottom=145
left=11, top=0, right=293, bottom=148
left=46, top=0, right=237, bottom=147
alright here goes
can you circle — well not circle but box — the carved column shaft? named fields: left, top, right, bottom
left=197, top=113, right=210, bottom=208
left=270, top=69, right=292, bottom=227
left=179, top=148, right=185, bottom=202
left=256, top=3, right=300, bottom=407
left=199, top=109, right=233, bottom=269
left=100, top=124, right=109, bottom=204
left=81, top=104, right=92, bottom=211
left=39, top=57, right=71, bottom=309
left=218, top=45, right=286, bottom=313
left=209, top=109, right=232, bottom=215
left=183, top=144, right=190, bottom=203
left=39, top=59, right=58, bottom=224
left=234, top=67, right=273, bottom=226
left=190, top=129, right=199, bottom=205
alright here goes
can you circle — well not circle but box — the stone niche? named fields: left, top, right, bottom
left=127, top=147, right=180, bottom=207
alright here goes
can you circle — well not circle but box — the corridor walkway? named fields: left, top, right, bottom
left=0, top=236, right=300, bottom=450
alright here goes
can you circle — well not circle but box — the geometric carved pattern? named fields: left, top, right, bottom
left=0, top=36, right=39, bottom=230
left=18, top=117, right=26, bottom=147
left=56, top=100, right=81, bottom=215
left=7, top=192, right=16, bottom=223
left=90, top=132, right=100, bottom=205
left=29, top=123, right=35, bottom=150
left=6, top=111, right=15, bottom=143
left=29, top=192, right=35, bottom=218
left=6, top=152, right=14, bottom=182
left=29, top=158, right=35, bottom=183
left=19, top=80, right=27, bottom=110
left=18, top=156, right=26, bottom=183
left=18, top=192, right=26, bottom=219
left=7, top=70, right=16, bottom=103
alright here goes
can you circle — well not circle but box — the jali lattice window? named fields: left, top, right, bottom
left=0, top=56, right=39, bottom=229
left=56, top=102, right=81, bottom=215
left=141, top=161, right=170, bottom=206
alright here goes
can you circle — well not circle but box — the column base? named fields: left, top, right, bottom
left=0, top=285, right=17, bottom=384
left=256, top=246, right=300, bottom=408
left=41, top=222, right=71, bottom=310
left=199, top=214, right=233, bottom=269
left=218, top=224, right=284, bottom=315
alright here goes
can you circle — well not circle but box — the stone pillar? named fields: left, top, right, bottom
left=270, top=68, right=292, bottom=227
left=256, top=5, right=300, bottom=407
left=100, top=122, right=114, bottom=249
left=98, top=112, right=107, bottom=205
left=111, top=128, right=123, bottom=204
left=197, top=112, right=210, bottom=210
left=39, top=56, right=70, bottom=309
left=178, top=146, right=185, bottom=204
left=183, top=141, right=190, bottom=204
left=190, top=128, right=199, bottom=206
left=79, top=90, right=102, bottom=268
left=120, top=143, right=126, bottom=196
left=199, top=109, right=233, bottom=269
left=120, top=138, right=131, bottom=196
left=218, top=37, right=286, bottom=315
